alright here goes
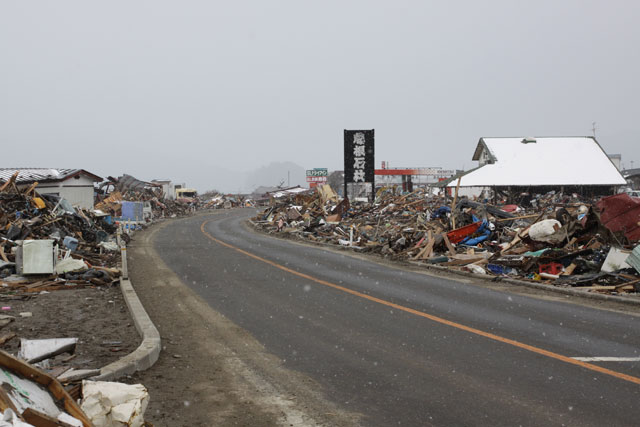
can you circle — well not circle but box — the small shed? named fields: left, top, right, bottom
left=447, top=137, right=626, bottom=197
left=0, top=168, right=103, bottom=209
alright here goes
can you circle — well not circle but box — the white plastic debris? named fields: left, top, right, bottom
left=55, top=257, right=88, bottom=274
left=57, top=412, right=83, bottom=426
left=81, top=380, right=149, bottom=427
left=464, top=264, right=487, bottom=275
left=601, top=247, right=631, bottom=273
left=98, top=241, right=119, bottom=252
left=529, top=219, right=563, bottom=243
left=0, top=409, right=33, bottom=427
left=0, top=367, right=62, bottom=419
left=18, top=338, right=78, bottom=363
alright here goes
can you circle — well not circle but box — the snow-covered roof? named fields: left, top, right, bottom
left=623, top=168, right=640, bottom=178
left=0, top=168, right=103, bottom=184
left=449, top=137, right=626, bottom=187
left=269, top=186, right=311, bottom=198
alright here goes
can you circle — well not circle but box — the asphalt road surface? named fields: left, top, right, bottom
left=152, top=209, right=640, bottom=426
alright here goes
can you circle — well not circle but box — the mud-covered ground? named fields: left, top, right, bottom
left=0, top=284, right=140, bottom=373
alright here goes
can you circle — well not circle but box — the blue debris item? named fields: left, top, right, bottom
left=121, top=201, right=144, bottom=222
left=62, top=236, right=79, bottom=251
left=627, top=245, right=640, bottom=275
left=487, top=264, right=517, bottom=275
left=523, top=248, right=550, bottom=257
left=432, top=206, right=451, bottom=218
left=460, top=220, right=491, bottom=246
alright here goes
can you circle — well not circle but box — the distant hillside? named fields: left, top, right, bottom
left=244, top=161, right=306, bottom=191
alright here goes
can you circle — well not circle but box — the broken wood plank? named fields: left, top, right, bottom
left=23, top=407, right=77, bottom=427
left=499, top=212, right=545, bottom=255
left=57, top=368, right=100, bottom=383
left=0, top=172, right=19, bottom=193
left=443, top=234, right=456, bottom=257
left=414, top=231, right=435, bottom=260
left=450, top=176, right=461, bottom=229
left=23, top=181, right=39, bottom=196
left=442, top=257, right=486, bottom=266
left=0, top=333, right=16, bottom=346
left=495, top=214, right=540, bottom=222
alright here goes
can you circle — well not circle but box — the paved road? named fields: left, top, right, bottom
left=153, top=209, right=640, bottom=426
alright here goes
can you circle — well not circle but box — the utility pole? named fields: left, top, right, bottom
left=592, top=122, right=597, bottom=138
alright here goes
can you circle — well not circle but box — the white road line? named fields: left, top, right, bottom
left=572, top=356, right=640, bottom=362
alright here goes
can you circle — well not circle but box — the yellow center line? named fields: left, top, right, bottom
left=201, top=220, right=640, bottom=386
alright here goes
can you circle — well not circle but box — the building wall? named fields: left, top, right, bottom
left=152, top=180, right=175, bottom=199
left=36, top=175, right=96, bottom=209
left=627, top=175, right=640, bottom=190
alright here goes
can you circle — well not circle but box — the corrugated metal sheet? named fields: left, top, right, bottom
left=448, top=137, right=627, bottom=187
left=627, top=245, right=640, bottom=274
left=596, top=194, right=640, bottom=242
left=0, top=168, right=103, bottom=184
left=0, top=168, right=78, bottom=183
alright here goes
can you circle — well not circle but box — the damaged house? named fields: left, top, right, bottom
left=0, top=168, right=103, bottom=209
left=446, top=137, right=627, bottom=199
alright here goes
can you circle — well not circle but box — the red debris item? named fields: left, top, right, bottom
left=447, top=221, right=481, bottom=244
left=500, top=204, right=519, bottom=213
left=539, top=263, right=564, bottom=276
left=596, top=194, right=640, bottom=242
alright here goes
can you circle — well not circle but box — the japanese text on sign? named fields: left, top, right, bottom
left=344, top=129, right=374, bottom=184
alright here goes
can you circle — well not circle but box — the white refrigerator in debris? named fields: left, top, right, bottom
left=16, top=240, right=57, bottom=275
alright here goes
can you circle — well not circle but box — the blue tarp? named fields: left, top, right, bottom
left=121, top=201, right=144, bottom=221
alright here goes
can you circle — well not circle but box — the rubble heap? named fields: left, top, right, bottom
left=253, top=185, right=640, bottom=296
left=97, top=174, right=195, bottom=219
left=201, top=194, right=247, bottom=209
left=1, top=172, right=120, bottom=291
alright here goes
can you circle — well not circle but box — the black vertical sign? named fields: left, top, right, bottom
left=344, top=129, right=375, bottom=200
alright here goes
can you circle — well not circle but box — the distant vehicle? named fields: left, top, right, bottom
left=175, top=188, right=198, bottom=203
left=625, top=190, right=640, bottom=198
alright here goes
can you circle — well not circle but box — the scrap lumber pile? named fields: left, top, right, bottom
left=1, top=172, right=121, bottom=293
left=0, top=348, right=149, bottom=426
left=201, top=193, right=245, bottom=209
left=96, top=174, right=195, bottom=219
left=253, top=185, right=640, bottom=296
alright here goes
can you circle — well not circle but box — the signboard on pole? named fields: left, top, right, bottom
left=344, top=129, right=374, bottom=199
left=306, top=168, right=328, bottom=188
left=306, top=168, right=328, bottom=177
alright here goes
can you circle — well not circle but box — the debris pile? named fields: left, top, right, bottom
left=0, top=348, right=149, bottom=427
left=201, top=194, right=245, bottom=209
left=1, top=172, right=150, bottom=426
left=97, top=174, right=195, bottom=219
left=1, top=172, right=121, bottom=292
left=253, top=185, right=640, bottom=296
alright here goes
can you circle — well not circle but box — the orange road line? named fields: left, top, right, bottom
left=200, top=220, right=640, bottom=386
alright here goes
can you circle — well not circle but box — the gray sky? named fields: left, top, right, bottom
left=2, top=1, right=639, bottom=192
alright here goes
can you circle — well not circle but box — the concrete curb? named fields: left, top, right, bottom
left=249, top=220, right=640, bottom=308
left=95, top=246, right=161, bottom=381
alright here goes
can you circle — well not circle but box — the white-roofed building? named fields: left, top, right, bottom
left=0, top=168, right=103, bottom=209
left=447, top=137, right=626, bottom=197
